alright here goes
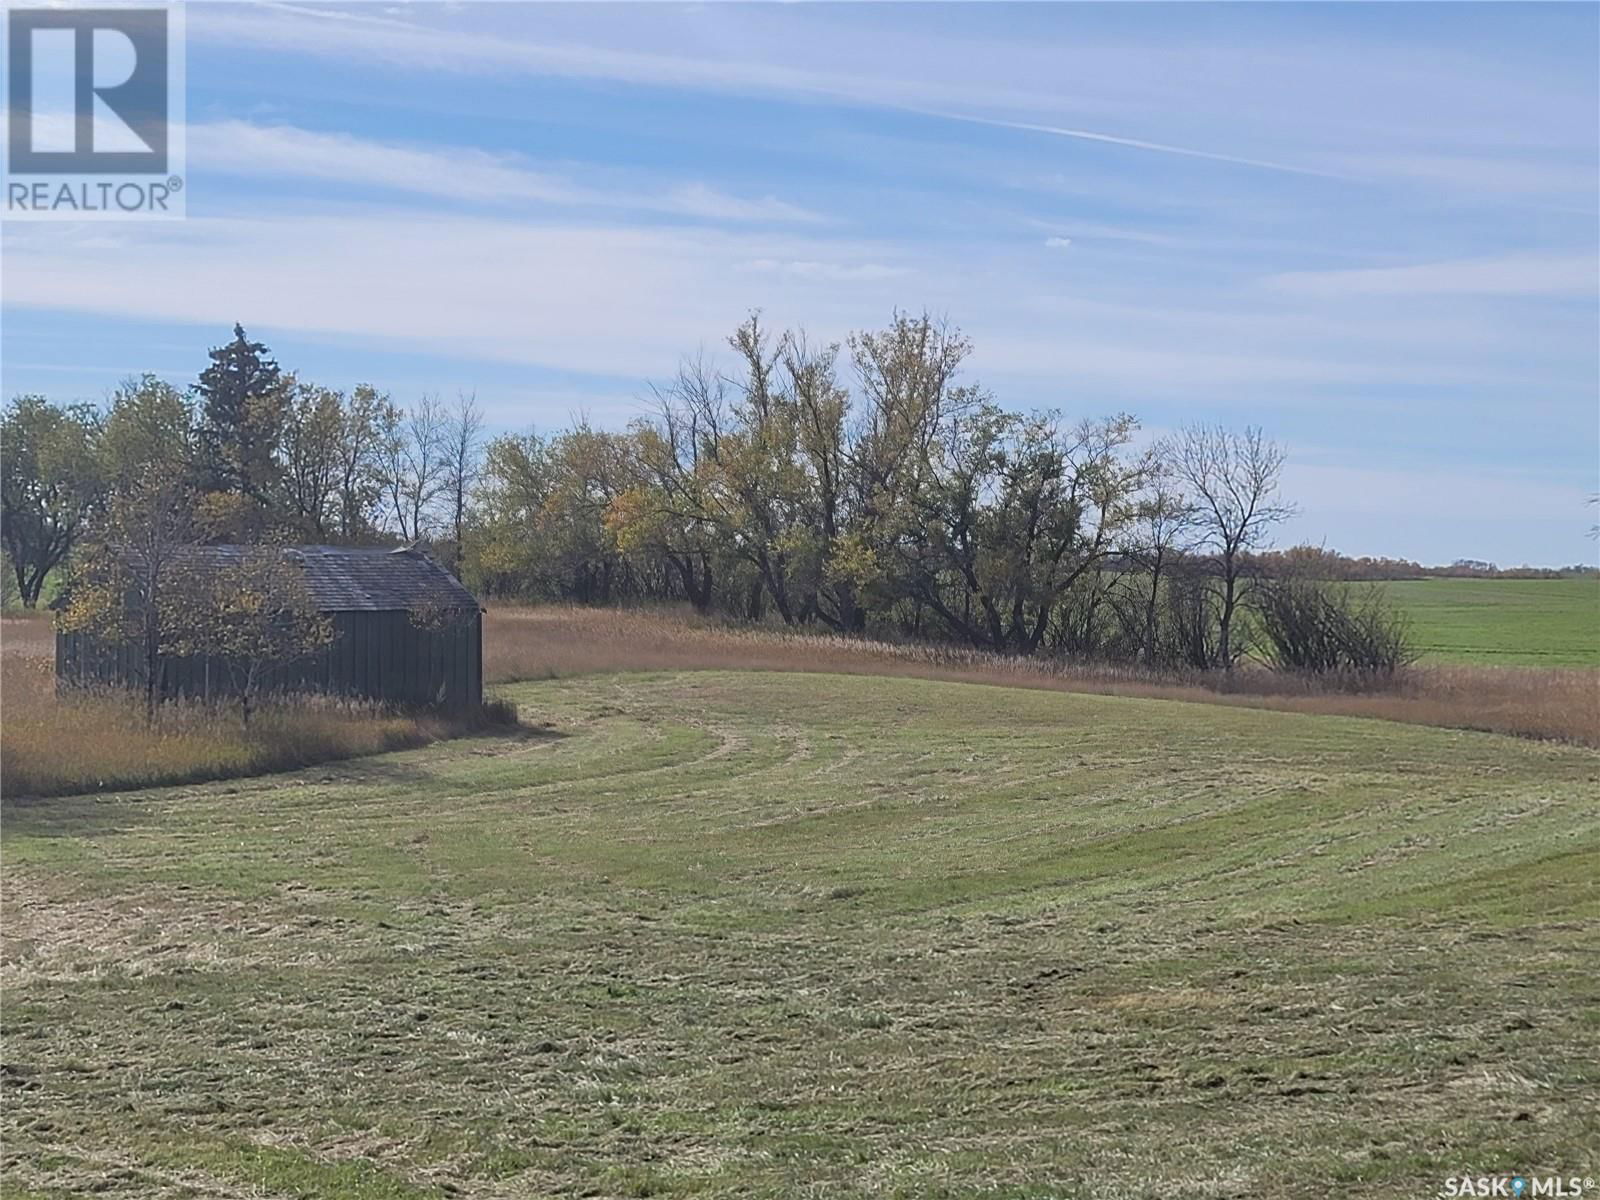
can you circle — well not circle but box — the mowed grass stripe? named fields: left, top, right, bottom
left=3, top=671, right=1597, bottom=1199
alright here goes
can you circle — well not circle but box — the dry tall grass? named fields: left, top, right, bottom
left=0, top=613, right=54, bottom=658
left=5, top=602, right=1591, bottom=800
left=484, top=605, right=1600, bottom=746
left=2, top=612, right=515, bottom=799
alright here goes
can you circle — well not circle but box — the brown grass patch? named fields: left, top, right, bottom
left=0, top=643, right=517, bottom=799
left=5, top=600, right=1588, bottom=801
left=0, top=872, right=367, bottom=986
left=0, top=610, right=54, bottom=658
left=484, top=604, right=1600, bottom=746
left=1104, top=988, right=1231, bottom=1012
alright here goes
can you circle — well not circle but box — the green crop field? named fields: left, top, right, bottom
left=1374, top=578, right=1600, bottom=667
left=4, top=672, right=1598, bottom=1198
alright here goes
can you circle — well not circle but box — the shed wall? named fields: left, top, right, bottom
left=56, top=609, right=483, bottom=711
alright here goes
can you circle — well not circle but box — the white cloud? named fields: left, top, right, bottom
left=190, top=3, right=1598, bottom=209
left=1263, top=252, right=1599, bottom=298
left=1314, top=152, right=1600, bottom=208
left=5, top=211, right=1585, bottom=397
left=1, top=214, right=904, bottom=379
left=964, top=334, right=1512, bottom=391
left=202, top=8, right=1351, bottom=185
left=189, top=4, right=1108, bottom=116
left=1044, top=237, right=1072, bottom=250
left=1274, top=460, right=1595, bottom=565
left=189, top=120, right=820, bottom=223
left=740, top=258, right=908, bottom=282
left=1284, top=460, right=1586, bottom=522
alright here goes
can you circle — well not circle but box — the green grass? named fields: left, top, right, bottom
left=1375, top=577, right=1600, bottom=667
left=4, top=671, right=1598, bottom=1198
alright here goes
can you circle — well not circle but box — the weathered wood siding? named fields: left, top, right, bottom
left=56, top=609, right=483, bottom=711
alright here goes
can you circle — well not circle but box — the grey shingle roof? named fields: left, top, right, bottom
left=174, top=545, right=480, bottom=613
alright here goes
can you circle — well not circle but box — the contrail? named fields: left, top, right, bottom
left=919, top=109, right=1357, bottom=182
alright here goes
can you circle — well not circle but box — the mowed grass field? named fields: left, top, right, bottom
left=1376, top=578, right=1599, bottom=667
left=4, top=671, right=1598, bottom=1198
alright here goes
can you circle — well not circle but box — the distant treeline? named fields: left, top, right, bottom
left=1248, top=545, right=1597, bottom=581
left=4, top=316, right=1589, bottom=677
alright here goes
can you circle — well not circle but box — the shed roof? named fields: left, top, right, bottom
left=176, top=545, right=480, bottom=613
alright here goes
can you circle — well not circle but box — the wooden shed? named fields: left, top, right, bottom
left=56, top=545, right=484, bottom=710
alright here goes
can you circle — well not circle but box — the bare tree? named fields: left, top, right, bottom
left=1119, top=469, right=1199, bottom=666
left=444, top=391, right=485, bottom=570
left=1161, top=424, right=1294, bottom=668
left=383, top=394, right=449, bottom=542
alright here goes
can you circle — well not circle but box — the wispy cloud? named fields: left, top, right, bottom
left=1313, top=152, right=1599, bottom=210
left=190, top=120, right=820, bottom=223
left=192, top=4, right=1039, bottom=109
left=182, top=5, right=1387, bottom=187
left=2, top=215, right=898, bottom=379
left=1285, top=460, right=1587, bottom=523
left=1264, top=252, right=1599, bottom=298
left=195, top=3, right=1598, bottom=207
left=7, top=212, right=1578, bottom=396
left=739, top=258, right=908, bottom=283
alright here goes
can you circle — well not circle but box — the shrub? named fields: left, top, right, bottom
left=476, top=697, right=521, bottom=727
left=1158, top=569, right=1222, bottom=670
left=1252, top=578, right=1416, bottom=684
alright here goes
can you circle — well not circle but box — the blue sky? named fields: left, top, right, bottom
left=3, top=2, right=1596, bottom=566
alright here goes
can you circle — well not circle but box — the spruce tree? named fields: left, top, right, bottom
left=194, top=324, right=288, bottom=516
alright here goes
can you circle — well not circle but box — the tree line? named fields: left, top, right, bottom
left=1253, top=545, right=1595, bottom=581
left=1, top=324, right=484, bottom=608
left=4, top=315, right=1420, bottom=679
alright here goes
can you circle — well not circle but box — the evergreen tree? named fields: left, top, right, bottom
left=194, top=324, right=289, bottom=530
